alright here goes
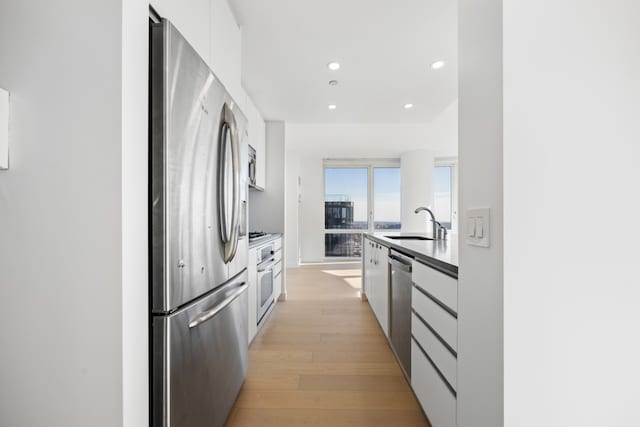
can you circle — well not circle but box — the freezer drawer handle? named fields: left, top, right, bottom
left=188, top=282, right=248, bottom=329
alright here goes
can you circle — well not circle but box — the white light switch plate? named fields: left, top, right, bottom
left=466, top=208, right=490, bottom=247
left=0, top=87, right=8, bottom=170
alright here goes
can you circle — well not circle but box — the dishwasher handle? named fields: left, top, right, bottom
left=389, top=254, right=413, bottom=273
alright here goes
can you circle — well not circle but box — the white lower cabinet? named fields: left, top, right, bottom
left=248, top=236, right=282, bottom=344
left=274, top=269, right=282, bottom=298
left=364, top=236, right=459, bottom=427
left=412, top=286, right=457, bottom=352
left=363, top=237, right=389, bottom=337
left=412, top=313, right=457, bottom=389
left=247, top=246, right=258, bottom=344
left=412, top=340, right=457, bottom=427
left=411, top=259, right=459, bottom=427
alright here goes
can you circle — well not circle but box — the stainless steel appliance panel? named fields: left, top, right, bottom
left=389, top=250, right=413, bottom=379
left=151, top=20, right=234, bottom=312
left=152, top=271, right=249, bottom=427
left=229, top=113, right=248, bottom=279
left=248, top=145, right=256, bottom=186
left=256, top=255, right=277, bottom=324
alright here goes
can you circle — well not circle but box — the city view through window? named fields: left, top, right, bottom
left=324, top=167, right=401, bottom=258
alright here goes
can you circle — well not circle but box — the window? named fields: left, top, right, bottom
left=324, top=168, right=368, bottom=230
left=373, top=168, right=401, bottom=230
left=324, top=161, right=401, bottom=258
left=434, top=160, right=457, bottom=230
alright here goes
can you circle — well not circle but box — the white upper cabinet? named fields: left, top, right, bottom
left=151, top=0, right=212, bottom=65
left=151, top=0, right=242, bottom=105
left=255, top=111, right=266, bottom=190
left=245, top=96, right=266, bottom=190
left=152, top=0, right=266, bottom=189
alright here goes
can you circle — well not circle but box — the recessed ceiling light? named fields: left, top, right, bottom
left=328, top=104, right=337, bottom=110
left=329, top=80, right=338, bottom=86
left=431, top=60, right=445, bottom=70
left=403, top=103, right=414, bottom=109
left=327, top=62, right=341, bottom=71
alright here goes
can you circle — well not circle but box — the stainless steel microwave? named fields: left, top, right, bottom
left=248, top=144, right=256, bottom=186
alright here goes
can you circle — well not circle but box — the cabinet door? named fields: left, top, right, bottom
left=363, top=238, right=375, bottom=296
left=368, top=242, right=388, bottom=336
left=274, top=269, right=282, bottom=299
left=255, top=116, right=266, bottom=189
left=376, top=244, right=389, bottom=337
left=413, top=261, right=458, bottom=313
left=412, top=339, right=456, bottom=427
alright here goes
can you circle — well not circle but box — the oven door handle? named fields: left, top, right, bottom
left=257, top=258, right=277, bottom=272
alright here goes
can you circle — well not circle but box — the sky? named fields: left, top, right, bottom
left=324, top=167, right=401, bottom=223
left=324, top=166, right=452, bottom=225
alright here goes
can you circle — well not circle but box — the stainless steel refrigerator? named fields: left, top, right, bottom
left=150, top=19, right=249, bottom=427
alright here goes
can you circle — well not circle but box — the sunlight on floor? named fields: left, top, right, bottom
left=321, top=269, right=362, bottom=290
left=321, top=269, right=362, bottom=277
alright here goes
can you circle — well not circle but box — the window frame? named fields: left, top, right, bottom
left=434, top=157, right=458, bottom=233
left=323, top=158, right=401, bottom=260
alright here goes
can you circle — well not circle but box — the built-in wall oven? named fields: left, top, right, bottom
left=256, top=241, right=280, bottom=325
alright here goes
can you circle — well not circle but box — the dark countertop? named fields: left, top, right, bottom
left=248, top=233, right=282, bottom=248
left=365, top=232, right=458, bottom=278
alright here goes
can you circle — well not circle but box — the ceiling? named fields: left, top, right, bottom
left=229, top=0, right=457, bottom=123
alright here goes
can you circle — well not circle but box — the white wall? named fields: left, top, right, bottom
left=457, top=1, right=504, bottom=426
left=503, top=1, right=640, bottom=426
left=295, top=154, right=325, bottom=262
left=0, top=1, right=147, bottom=425
left=121, top=0, right=149, bottom=426
left=285, top=117, right=457, bottom=158
left=401, top=150, right=435, bottom=234
left=285, top=149, right=301, bottom=267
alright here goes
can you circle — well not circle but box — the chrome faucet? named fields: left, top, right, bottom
left=414, top=206, right=440, bottom=239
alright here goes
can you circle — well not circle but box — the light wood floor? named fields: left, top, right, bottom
left=226, top=264, right=430, bottom=426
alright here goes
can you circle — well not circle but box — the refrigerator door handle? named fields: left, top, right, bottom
left=228, top=105, right=240, bottom=261
left=218, top=103, right=240, bottom=263
left=188, top=282, right=248, bottom=329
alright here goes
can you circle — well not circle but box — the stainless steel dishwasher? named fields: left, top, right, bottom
left=389, top=249, right=414, bottom=379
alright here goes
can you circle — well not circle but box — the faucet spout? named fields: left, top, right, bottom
left=414, top=206, right=438, bottom=239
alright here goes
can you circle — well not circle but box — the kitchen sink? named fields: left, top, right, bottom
left=384, top=235, right=433, bottom=241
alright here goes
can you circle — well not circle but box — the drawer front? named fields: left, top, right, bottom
left=412, top=339, right=456, bottom=427
left=412, top=286, right=457, bottom=352
left=412, top=313, right=457, bottom=390
left=273, top=248, right=282, bottom=263
left=413, top=261, right=458, bottom=313
left=273, top=260, right=282, bottom=278
left=273, top=238, right=282, bottom=251
left=274, top=269, right=282, bottom=297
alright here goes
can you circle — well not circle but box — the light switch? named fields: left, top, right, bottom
left=0, top=87, right=8, bottom=170
left=476, top=218, right=484, bottom=238
left=467, top=218, right=476, bottom=237
left=466, top=208, right=490, bottom=247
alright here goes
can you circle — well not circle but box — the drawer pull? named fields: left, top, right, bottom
left=412, top=336, right=456, bottom=398
left=412, top=308, right=457, bottom=358
left=413, top=284, right=457, bottom=319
